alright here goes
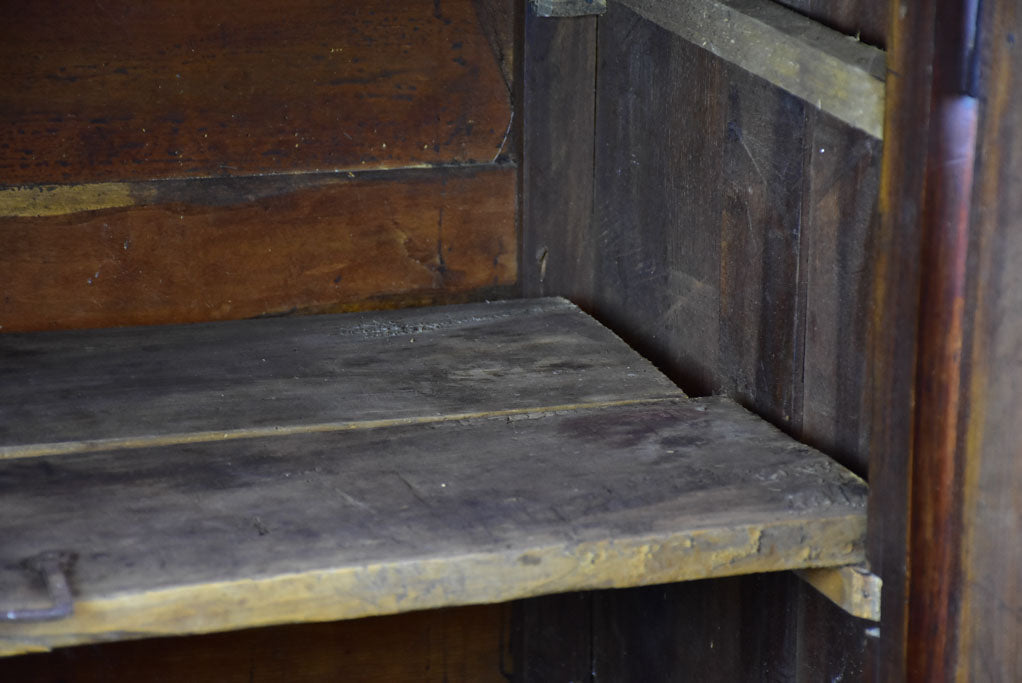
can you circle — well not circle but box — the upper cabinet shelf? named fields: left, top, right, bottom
left=0, top=299, right=867, bottom=656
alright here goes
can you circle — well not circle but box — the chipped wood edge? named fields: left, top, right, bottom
left=532, top=0, right=608, bottom=17
left=796, top=564, right=882, bottom=621
left=0, top=515, right=865, bottom=656
left=614, top=0, right=886, bottom=139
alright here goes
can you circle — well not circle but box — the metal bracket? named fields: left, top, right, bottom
left=2, top=551, right=76, bottom=622
left=532, top=0, right=608, bottom=17
left=795, top=564, right=882, bottom=622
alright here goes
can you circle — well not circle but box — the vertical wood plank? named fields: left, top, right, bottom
left=800, top=110, right=882, bottom=477
left=589, top=3, right=726, bottom=395
left=519, top=6, right=598, bottom=304
left=954, top=1, right=1022, bottom=678
left=511, top=593, right=592, bottom=682
left=865, top=0, right=935, bottom=676
left=718, top=66, right=806, bottom=430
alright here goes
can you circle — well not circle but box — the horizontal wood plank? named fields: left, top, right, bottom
left=0, top=0, right=511, bottom=184
left=0, top=398, right=866, bottom=655
left=0, top=166, right=516, bottom=333
left=0, top=299, right=682, bottom=458
left=614, top=0, right=886, bottom=139
left=0, top=604, right=512, bottom=682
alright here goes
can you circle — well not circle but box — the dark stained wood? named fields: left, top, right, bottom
left=0, top=167, right=516, bottom=333
left=0, top=397, right=868, bottom=655
left=772, top=0, right=888, bottom=48
left=0, top=604, right=511, bottom=683
left=517, top=3, right=885, bottom=680
left=865, top=1, right=981, bottom=680
left=589, top=3, right=726, bottom=396
left=0, top=0, right=511, bottom=184
left=0, top=298, right=682, bottom=457
left=948, top=1, right=1022, bottom=678
left=718, top=64, right=806, bottom=431
left=472, top=0, right=516, bottom=92
left=795, top=578, right=871, bottom=681
left=616, top=0, right=885, bottom=139
left=799, top=110, right=882, bottom=477
left=511, top=592, right=592, bottom=682
left=519, top=4, right=598, bottom=303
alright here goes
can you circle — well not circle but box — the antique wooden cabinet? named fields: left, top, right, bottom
left=1, top=0, right=1019, bottom=680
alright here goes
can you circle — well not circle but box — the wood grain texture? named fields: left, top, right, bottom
left=0, top=166, right=516, bottom=333
left=615, top=0, right=886, bottom=138
left=772, top=0, right=888, bottom=48
left=590, top=4, right=726, bottom=396
left=0, top=0, right=511, bottom=184
left=0, top=604, right=511, bottom=682
left=0, top=397, right=867, bottom=655
left=0, top=298, right=682, bottom=457
left=865, top=2, right=972, bottom=680
left=799, top=110, right=882, bottom=477
left=519, top=4, right=598, bottom=303
left=592, top=575, right=800, bottom=682
left=954, top=1, right=1022, bottom=678
left=518, top=4, right=884, bottom=680
left=719, top=64, right=806, bottom=430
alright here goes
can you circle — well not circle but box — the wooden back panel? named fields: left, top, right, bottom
left=0, top=0, right=516, bottom=333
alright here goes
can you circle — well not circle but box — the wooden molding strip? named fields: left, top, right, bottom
left=614, top=0, right=886, bottom=139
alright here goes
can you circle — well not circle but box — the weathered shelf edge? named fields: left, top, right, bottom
left=615, top=0, right=886, bottom=139
left=0, top=515, right=865, bottom=656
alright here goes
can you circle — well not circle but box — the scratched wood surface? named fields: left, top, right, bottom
left=0, top=396, right=867, bottom=655
left=0, top=0, right=512, bottom=184
left=0, top=166, right=516, bottom=333
left=0, top=298, right=682, bottom=457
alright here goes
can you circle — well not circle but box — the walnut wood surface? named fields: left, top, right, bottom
left=0, top=0, right=512, bottom=184
left=0, top=166, right=516, bottom=333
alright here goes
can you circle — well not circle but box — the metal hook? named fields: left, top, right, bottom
left=2, top=551, right=76, bottom=622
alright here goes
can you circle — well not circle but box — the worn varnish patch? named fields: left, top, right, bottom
left=0, top=0, right=511, bottom=183
left=0, top=166, right=516, bottom=332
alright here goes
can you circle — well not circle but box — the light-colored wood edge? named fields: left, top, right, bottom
left=533, top=0, right=608, bottom=17
left=0, top=398, right=678, bottom=461
left=795, top=564, right=882, bottom=621
left=0, top=515, right=865, bottom=656
left=614, top=0, right=886, bottom=139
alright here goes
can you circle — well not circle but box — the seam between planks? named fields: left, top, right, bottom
left=0, top=397, right=683, bottom=461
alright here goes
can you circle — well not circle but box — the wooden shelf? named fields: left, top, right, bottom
left=0, top=298, right=867, bottom=655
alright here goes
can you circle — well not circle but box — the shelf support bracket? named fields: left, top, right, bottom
left=796, top=564, right=881, bottom=622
